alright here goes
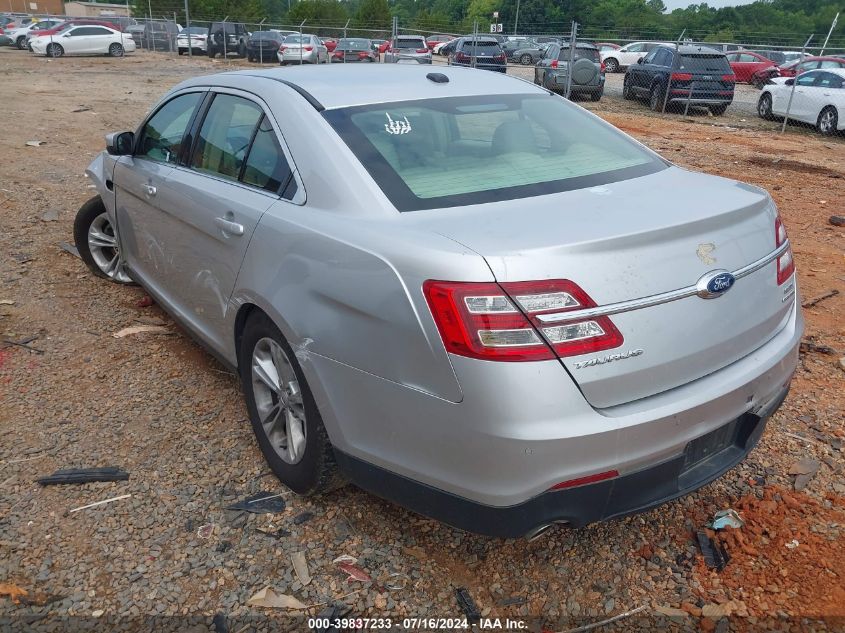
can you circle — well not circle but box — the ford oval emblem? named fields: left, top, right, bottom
left=696, top=270, right=736, bottom=299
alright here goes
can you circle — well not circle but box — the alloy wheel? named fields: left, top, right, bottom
left=251, top=337, right=307, bottom=465
left=87, top=212, right=131, bottom=282
left=818, top=108, right=836, bottom=135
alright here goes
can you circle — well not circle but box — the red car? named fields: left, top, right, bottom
left=725, top=50, right=775, bottom=83
left=750, top=56, right=845, bottom=87
left=425, top=34, right=451, bottom=51
left=29, top=19, right=122, bottom=41
left=373, top=39, right=389, bottom=54
left=320, top=38, right=337, bottom=52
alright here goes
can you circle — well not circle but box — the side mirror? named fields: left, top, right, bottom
left=784, top=78, right=794, bottom=86
left=106, top=131, right=134, bottom=155
left=637, top=57, right=643, bottom=64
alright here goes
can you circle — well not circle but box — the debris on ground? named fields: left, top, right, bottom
left=291, top=551, right=311, bottom=586
left=1, top=336, right=44, bottom=354
left=788, top=458, right=821, bottom=491
left=314, top=605, right=350, bottom=632
left=799, top=340, right=838, bottom=355
left=25, top=140, right=45, bottom=147
left=211, top=612, right=228, bottom=633
left=696, top=530, right=729, bottom=572
left=40, top=209, right=59, bottom=222
left=215, top=541, right=231, bottom=553
left=337, top=562, right=371, bottom=583
left=708, top=509, right=744, bottom=530
left=0, top=299, right=15, bottom=305
left=255, top=525, right=290, bottom=540
left=68, top=493, right=131, bottom=514
left=112, top=324, right=173, bottom=338
left=801, top=288, right=839, bottom=308
left=72, top=106, right=92, bottom=113
left=225, top=492, right=285, bottom=514
left=332, top=554, right=357, bottom=565
left=57, top=241, right=80, bottom=258
left=196, top=523, right=214, bottom=539
left=454, top=587, right=481, bottom=624
left=0, top=583, right=28, bottom=604
left=291, top=510, right=314, bottom=525
left=37, top=466, right=129, bottom=486
left=830, top=215, right=845, bottom=226
left=136, top=295, right=154, bottom=308
left=785, top=539, right=800, bottom=549
left=246, top=586, right=307, bottom=609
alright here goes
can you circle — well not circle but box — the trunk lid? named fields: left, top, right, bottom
left=408, top=167, right=793, bottom=408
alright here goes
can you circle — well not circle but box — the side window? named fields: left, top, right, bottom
left=241, top=117, right=293, bottom=194
left=739, top=53, right=757, bottom=62
left=627, top=43, right=644, bottom=53
left=88, top=27, right=111, bottom=35
left=815, top=72, right=843, bottom=88
left=819, top=60, right=844, bottom=69
left=137, top=92, right=202, bottom=164
left=642, top=50, right=657, bottom=64
left=796, top=72, right=818, bottom=87
left=654, top=49, right=672, bottom=67
left=191, top=94, right=263, bottom=181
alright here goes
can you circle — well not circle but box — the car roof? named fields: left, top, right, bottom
left=183, top=65, right=546, bottom=110
left=658, top=44, right=725, bottom=55
left=395, top=34, right=424, bottom=39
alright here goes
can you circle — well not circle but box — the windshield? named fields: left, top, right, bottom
left=324, top=94, right=664, bottom=212
left=558, top=47, right=600, bottom=62
left=182, top=26, right=205, bottom=34
left=678, top=54, right=731, bottom=72
left=338, top=38, right=370, bottom=50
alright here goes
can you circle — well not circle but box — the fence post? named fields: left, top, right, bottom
left=172, top=13, right=177, bottom=55
left=662, top=31, right=684, bottom=114
left=820, top=12, right=839, bottom=56
left=258, top=18, right=265, bottom=63
left=564, top=21, right=577, bottom=99
left=471, top=21, right=478, bottom=68
left=782, top=34, right=813, bottom=133
left=299, top=20, right=305, bottom=64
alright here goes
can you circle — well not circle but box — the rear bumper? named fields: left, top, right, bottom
left=336, top=384, right=787, bottom=537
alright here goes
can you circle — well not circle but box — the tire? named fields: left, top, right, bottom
left=604, top=57, right=619, bottom=73
left=247, top=54, right=254, bottom=62
left=207, top=46, right=216, bottom=59
left=520, top=53, right=533, bottom=65
left=73, top=196, right=133, bottom=284
left=710, top=103, right=728, bottom=116
left=109, top=43, right=124, bottom=58
left=757, top=92, right=774, bottom=120
left=46, top=43, right=63, bottom=58
left=622, top=76, right=634, bottom=100
left=238, top=42, right=247, bottom=58
left=533, top=70, right=540, bottom=85
left=817, top=106, right=838, bottom=136
left=16, top=36, right=27, bottom=50
left=240, top=311, right=339, bottom=495
left=649, top=83, right=666, bottom=112
left=178, top=48, right=185, bottom=55
left=590, top=88, right=603, bottom=102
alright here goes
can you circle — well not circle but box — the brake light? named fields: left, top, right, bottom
left=304, top=46, right=313, bottom=51
left=333, top=50, right=343, bottom=57
left=550, top=60, right=558, bottom=69
left=455, top=51, right=470, bottom=62
left=600, top=61, right=605, bottom=73
left=279, top=46, right=287, bottom=51
left=775, top=217, right=794, bottom=285
left=357, top=51, right=368, bottom=59
left=549, top=469, right=619, bottom=491
left=721, top=73, right=736, bottom=82
left=671, top=72, right=693, bottom=81
left=416, top=48, right=428, bottom=53
left=423, top=280, right=623, bottom=362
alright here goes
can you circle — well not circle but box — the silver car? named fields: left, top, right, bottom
left=278, top=33, right=327, bottom=65
left=383, top=35, right=432, bottom=64
left=74, top=65, right=802, bottom=538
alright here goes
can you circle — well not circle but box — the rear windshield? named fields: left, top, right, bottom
left=324, top=94, right=665, bottom=212
left=461, top=40, right=500, bottom=51
left=558, top=47, right=600, bottom=62
left=285, top=35, right=311, bottom=44
left=394, top=38, right=425, bottom=49
left=678, top=54, right=731, bottom=72
left=182, top=26, right=205, bottom=35
left=252, top=31, right=280, bottom=40
left=339, top=38, right=370, bottom=50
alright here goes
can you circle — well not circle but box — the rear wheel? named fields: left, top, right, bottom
left=622, top=76, right=634, bottom=100
left=238, top=42, right=247, bottom=58
left=649, top=83, right=666, bottom=112
left=710, top=103, right=728, bottom=116
left=16, top=36, right=27, bottom=50
left=817, top=106, right=838, bottom=136
left=757, top=92, right=774, bottom=120
left=178, top=48, right=185, bottom=55
left=240, top=312, right=339, bottom=495
left=590, top=88, right=603, bottom=101
left=207, top=46, right=216, bottom=58
left=46, top=43, right=63, bottom=58
left=520, top=53, right=532, bottom=65
left=73, top=196, right=133, bottom=284
left=109, top=43, right=124, bottom=57
left=604, top=57, right=619, bottom=73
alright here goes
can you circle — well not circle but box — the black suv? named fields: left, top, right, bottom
left=450, top=36, right=506, bottom=72
left=535, top=42, right=604, bottom=100
left=207, top=22, right=249, bottom=58
left=623, top=44, right=735, bottom=115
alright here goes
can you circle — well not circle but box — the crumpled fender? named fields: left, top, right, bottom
left=83, top=150, right=119, bottom=219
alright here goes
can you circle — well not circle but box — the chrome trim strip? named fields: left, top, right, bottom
left=536, top=241, right=790, bottom=324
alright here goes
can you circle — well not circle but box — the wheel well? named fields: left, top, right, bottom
left=234, top=303, right=261, bottom=369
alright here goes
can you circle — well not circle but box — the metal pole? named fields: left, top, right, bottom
left=146, top=0, right=152, bottom=50
left=299, top=19, right=304, bottom=64
left=564, top=21, right=576, bottom=99
left=223, top=16, right=227, bottom=61
left=662, top=34, right=682, bottom=114
left=259, top=18, right=265, bottom=63
left=513, top=0, right=520, bottom=35
left=172, top=12, right=177, bottom=55
left=820, top=12, right=838, bottom=56
left=782, top=35, right=813, bottom=133
left=184, top=0, right=190, bottom=57
left=343, top=18, right=349, bottom=38
left=471, top=20, right=477, bottom=68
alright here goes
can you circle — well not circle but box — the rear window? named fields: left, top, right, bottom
left=394, top=38, right=425, bottom=49
left=339, top=39, right=370, bottom=50
left=324, top=94, right=665, bottom=212
left=558, top=47, right=599, bottom=62
left=678, top=54, right=731, bottom=73
left=460, top=40, right=500, bottom=51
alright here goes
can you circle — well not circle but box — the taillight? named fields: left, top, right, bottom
left=455, top=51, right=469, bottom=62
left=416, top=48, right=428, bottom=53
left=600, top=61, right=605, bottom=73
left=550, top=59, right=558, bottom=69
left=671, top=72, right=693, bottom=81
left=722, top=73, right=736, bottom=82
left=423, top=280, right=623, bottom=362
left=279, top=46, right=287, bottom=51
left=358, top=51, right=368, bottom=59
left=304, top=45, right=313, bottom=51
left=333, top=50, right=343, bottom=57
left=775, top=217, right=794, bottom=285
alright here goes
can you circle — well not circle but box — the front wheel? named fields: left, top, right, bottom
left=16, top=36, right=27, bottom=50
left=622, top=76, right=634, bottom=100
left=590, top=88, right=603, bottom=102
left=604, top=57, right=619, bottom=73
left=520, top=53, right=532, bottom=65
left=73, top=196, right=133, bottom=284
left=46, top=43, right=63, bottom=58
left=109, top=43, right=124, bottom=57
left=240, top=312, right=339, bottom=495
left=818, top=106, right=838, bottom=136
left=710, top=103, right=728, bottom=116
left=649, top=84, right=666, bottom=112
left=757, top=92, right=774, bottom=120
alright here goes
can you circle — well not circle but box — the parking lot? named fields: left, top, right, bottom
left=1, top=48, right=844, bottom=630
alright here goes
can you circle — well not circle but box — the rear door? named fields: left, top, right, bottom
left=790, top=71, right=821, bottom=122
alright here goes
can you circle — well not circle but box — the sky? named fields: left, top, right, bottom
left=662, top=0, right=756, bottom=9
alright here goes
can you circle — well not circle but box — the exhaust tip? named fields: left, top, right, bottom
left=525, top=520, right=569, bottom=542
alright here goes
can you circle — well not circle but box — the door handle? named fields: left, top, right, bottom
left=215, top=217, right=244, bottom=236
left=143, top=184, right=157, bottom=196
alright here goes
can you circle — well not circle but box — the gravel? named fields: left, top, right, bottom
left=1, top=47, right=843, bottom=631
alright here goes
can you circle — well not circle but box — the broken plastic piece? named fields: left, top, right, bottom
left=696, top=531, right=729, bottom=572
left=455, top=587, right=481, bottom=624
left=246, top=586, right=307, bottom=609
left=291, top=551, right=311, bottom=586
left=709, top=509, right=744, bottom=530
left=225, top=492, right=285, bottom=514
left=292, top=510, right=314, bottom=525
left=37, top=466, right=129, bottom=486
left=337, top=562, right=371, bottom=582
left=785, top=539, right=800, bottom=549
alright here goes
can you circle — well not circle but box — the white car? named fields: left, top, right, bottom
left=176, top=26, right=208, bottom=55
left=757, top=68, right=845, bottom=135
left=8, top=18, right=64, bottom=49
left=29, top=24, right=136, bottom=58
left=601, top=41, right=671, bottom=73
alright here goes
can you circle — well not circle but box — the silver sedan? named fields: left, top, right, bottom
left=277, top=33, right=327, bottom=64
left=75, top=65, right=802, bottom=538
